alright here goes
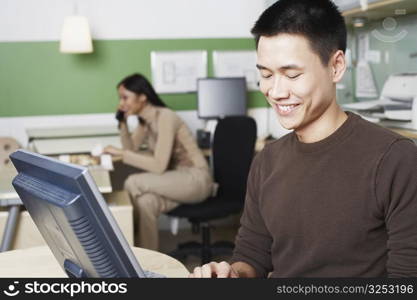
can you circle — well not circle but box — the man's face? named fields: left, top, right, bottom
left=257, top=34, right=337, bottom=132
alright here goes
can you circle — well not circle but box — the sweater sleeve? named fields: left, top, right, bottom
left=119, top=122, right=146, bottom=151
left=122, top=110, right=176, bottom=174
left=230, top=151, right=273, bottom=277
left=375, top=139, right=417, bottom=277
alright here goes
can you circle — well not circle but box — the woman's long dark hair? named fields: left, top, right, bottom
left=118, top=73, right=166, bottom=124
left=118, top=73, right=167, bottom=107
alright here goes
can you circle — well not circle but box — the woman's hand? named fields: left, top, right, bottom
left=103, top=145, right=123, bottom=156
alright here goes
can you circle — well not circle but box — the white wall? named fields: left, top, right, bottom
left=1, top=0, right=265, bottom=42
left=264, top=0, right=277, bottom=8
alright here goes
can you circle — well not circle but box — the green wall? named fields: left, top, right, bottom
left=4, top=13, right=416, bottom=118
left=0, top=38, right=267, bottom=117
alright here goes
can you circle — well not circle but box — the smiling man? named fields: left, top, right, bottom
left=190, top=0, right=417, bottom=278
left=256, top=31, right=347, bottom=143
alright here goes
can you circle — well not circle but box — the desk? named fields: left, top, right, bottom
left=32, top=136, right=121, bottom=156
left=27, top=125, right=121, bottom=155
left=386, top=128, right=417, bottom=140
left=27, top=126, right=119, bottom=140
left=377, top=120, right=417, bottom=140
left=0, top=246, right=189, bottom=278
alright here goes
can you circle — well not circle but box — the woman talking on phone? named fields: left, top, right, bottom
left=104, top=73, right=213, bottom=251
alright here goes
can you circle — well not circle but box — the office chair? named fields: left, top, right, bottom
left=166, top=116, right=257, bottom=264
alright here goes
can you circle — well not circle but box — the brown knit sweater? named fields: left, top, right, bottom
left=231, top=112, right=417, bottom=277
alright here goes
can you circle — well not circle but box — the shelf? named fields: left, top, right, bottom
left=342, top=0, right=417, bottom=25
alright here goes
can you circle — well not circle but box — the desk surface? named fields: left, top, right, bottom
left=386, top=128, right=417, bottom=140
left=32, top=136, right=121, bottom=156
left=0, top=246, right=189, bottom=278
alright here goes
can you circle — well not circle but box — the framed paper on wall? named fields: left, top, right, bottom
left=212, top=50, right=260, bottom=91
left=151, top=50, right=208, bottom=94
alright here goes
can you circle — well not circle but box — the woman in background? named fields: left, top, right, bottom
left=104, top=73, right=213, bottom=251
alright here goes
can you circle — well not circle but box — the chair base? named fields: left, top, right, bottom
left=169, top=224, right=234, bottom=265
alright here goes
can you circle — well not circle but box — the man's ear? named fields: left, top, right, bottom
left=330, top=50, right=346, bottom=83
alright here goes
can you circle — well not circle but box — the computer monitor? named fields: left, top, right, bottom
left=197, top=77, right=247, bottom=119
left=10, top=149, right=157, bottom=278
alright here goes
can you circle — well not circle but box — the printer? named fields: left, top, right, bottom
left=343, top=73, right=417, bottom=129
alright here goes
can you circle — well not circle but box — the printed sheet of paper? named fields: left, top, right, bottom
left=151, top=50, right=207, bottom=93
left=213, top=50, right=260, bottom=91
left=355, top=60, right=378, bottom=98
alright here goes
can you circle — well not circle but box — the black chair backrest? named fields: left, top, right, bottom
left=212, top=116, right=257, bottom=202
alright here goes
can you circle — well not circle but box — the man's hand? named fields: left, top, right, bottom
left=103, top=145, right=123, bottom=156
left=189, top=261, right=239, bottom=278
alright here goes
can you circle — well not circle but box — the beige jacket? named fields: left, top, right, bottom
left=120, top=104, right=210, bottom=174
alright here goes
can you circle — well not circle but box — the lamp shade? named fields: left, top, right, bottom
left=60, top=16, right=93, bottom=53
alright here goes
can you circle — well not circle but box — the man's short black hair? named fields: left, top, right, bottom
left=252, top=0, right=347, bottom=66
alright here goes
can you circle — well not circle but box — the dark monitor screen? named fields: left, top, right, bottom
left=10, top=150, right=154, bottom=278
left=197, top=77, right=247, bottom=119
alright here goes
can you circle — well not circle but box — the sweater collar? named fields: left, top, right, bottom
left=292, top=111, right=359, bottom=153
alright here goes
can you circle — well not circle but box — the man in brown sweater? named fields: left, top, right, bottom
left=190, top=0, right=417, bottom=278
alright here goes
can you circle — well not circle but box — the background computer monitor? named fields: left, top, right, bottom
left=10, top=150, right=145, bottom=278
left=197, top=77, right=247, bottom=120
